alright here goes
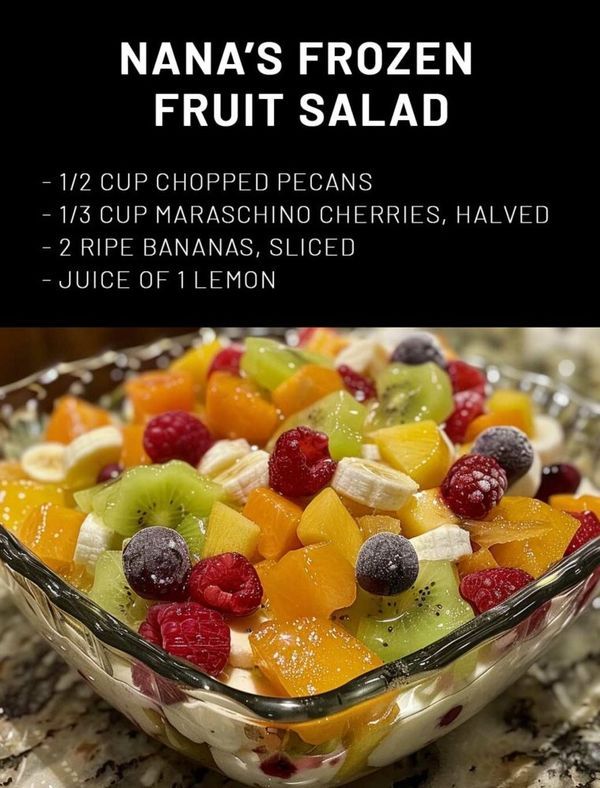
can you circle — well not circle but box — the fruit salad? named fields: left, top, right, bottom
left=3, top=329, right=599, bottom=708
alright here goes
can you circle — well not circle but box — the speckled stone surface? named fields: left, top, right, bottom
left=1, top=587, right=598, bottom=788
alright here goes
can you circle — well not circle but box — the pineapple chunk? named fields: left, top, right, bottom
left=202, top=501, right=260, bottom=559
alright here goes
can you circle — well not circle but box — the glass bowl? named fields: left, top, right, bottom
left=0, top=330, right=599, bottom=787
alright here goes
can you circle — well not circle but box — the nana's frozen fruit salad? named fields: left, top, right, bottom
left=3, top=329, right=600, bottom=782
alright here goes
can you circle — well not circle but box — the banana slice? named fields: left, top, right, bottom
left=531, top=414, right=565, bottom=465
left=21, top=442, right=66, bottom=483
left=214, top=450, right=270, bottom=505
left=361, top=443, right=382, bottom=462
left=409, top=524, right=472, bottom=562
left=332, top=457, right=418, bottom=511
left=198, top=439, right=251, bottom=477
left=335, top=338, right=389, bottom=377
left=508, top=448, right=542, bottom=497
left=74, top=512, right=118, bottom=571
left=64, top=426, right=123, bottom=488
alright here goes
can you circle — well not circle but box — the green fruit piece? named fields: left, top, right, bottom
left=176, top=513, right=207, bottom=561
left=368, top=362, right=453, bottom=430
left=97, top=460, right=224, bottom=537
left=268, top=390, right=366, bottom=461
left=88, top=550, right=149, bottom=627
left=240, top=337, right=331, bottom=390
left=343, top=561, right=474, bottom=662
left=74, top=479, right=117, bottom=513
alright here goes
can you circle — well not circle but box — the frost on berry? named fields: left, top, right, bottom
left=189, top=552, right=263, bottom=617
left=460, top=568, right=533, bottom=614
left=441, top=454, right=507, bottom=519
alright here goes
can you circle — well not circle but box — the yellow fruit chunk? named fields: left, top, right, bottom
left=334, top=703, right=397, bottom=780
left=464, top=410, right=528, bottom=442
left=170, top=339, right=222, bottom=398
left=369, top=420, right=452, bottom=488
left=243, top=487, right=303, bottom=561
left=457, top=547, right=499, bottom=577
left=254, top=559, right=277, bottom=605
left=250, top=617, right=382, bottom=697
left=399, top=488, right=458, bottom=538
left=487, top=390, right=534, bottom=436
left=202, top=501, right=260, bottom=560
left=303, top=328, right=349, bottom=358
left=59, top=562, right=93, bottom=591
left=358, top=514, right=403, bottom=539
left=340, top=495, right=397, bottom=519
left=18, top=503, right=85, bottom=571
left=120, top=425, right=151, bottom=468
left=297, top=487, right=363, bottom=565
left=489, top=498, right=579, bottom=577
left=550, top=494, right=600, bottom=518
left=260, top=543, right=356, bottom=620
left=0, top=461, right=28, bottom=481
left=0, top=480, right=66, bottom=533
left=272, top=365, right=344, bottom=417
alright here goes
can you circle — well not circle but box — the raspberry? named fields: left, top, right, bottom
left=564, top=510, right=600, bottom=556
left=189, top=552, right=263, bottom=617
left=444, top=390, right=485, bottom=444
left=207, top=345, right=244, bottom=378
left=337, top=364, right=376, bottom=403
left=459, top=568, right=534, bottom=614
left=143, top=410, right=213, bottom=466
left=96, top=462, right=123, bottom=483
left=446, top=360, right=486, bottom=395
left=269, top=426, right=337, bottom=497
left=441, top=454, right=508, bottom=519
left=138, top=601, right=230, bottom=677
left=297, top=327, right=318, bottom=346
left=535, top=463, right=581, bottom=502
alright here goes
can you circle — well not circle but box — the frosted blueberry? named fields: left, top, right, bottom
left=473, top=426, right=534, bottom=484
left=390, top=332, right=445, bottom=367
left=123, top=526, right=191, bottom=601
left=356, top=532, right=419, bottom=596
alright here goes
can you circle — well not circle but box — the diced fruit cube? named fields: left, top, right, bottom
left=464, top=410, right=529, bottom=442
left=18, top=503, right=85, bottom=570
left=457, top=547, right=499, bottom=577
left=169, top=339, right=222, bottom=396
left=488, top=497, right=579, bottom=577
left=205, top=372, right=279, bottom=445
left=243, top=487, right=303, bottom=561
left=398, top=488, right=459, bottom=538
left=297, top=487, right=363, bottom=564
left=241, top=337, right=331, bottom=391
left=369, top=420, right=452, bottom=488
left=58, top=562, right=93, bottom=591
left=549, top=494, right=600, bottom=518
left=250, top=617, right=382, bottom=696
left=125, top=370, right=196, bottom=422
left=272, top=365, right=344, bottom=417
left=358, top=514, right=403, bottom=539
left=45, top=396, right=112, bottom=444
left=0, top=461, right=28, bottom=480
left=487, top=390, right=534, bottom=436
left=301, top=327, right=349, bottom=357
left=120, top=425, right=151, bottom=467
left=0, top=480, right=66, bottom=533
left=203, top=501, right=260, bottom=560
left=260, top=543, right=356, bottom=620
left=254, top=558, right=277, bottom=604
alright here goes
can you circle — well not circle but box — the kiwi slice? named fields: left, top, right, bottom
left=74, top=478, right=118, bottom=513
left=340, top=561, right=473, bottom=662
left=367, top=362, right=453, bottom=430
left=88, top=550, right=149, bottom=628
left=176, top=513, right=206, bottom=561
left=95, top=460, right=224, bottom=537
left=241, top=337, right=332, bottom=390
left=268, top=390, right=367, bottom=460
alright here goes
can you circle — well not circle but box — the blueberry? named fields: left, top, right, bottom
left=356, top=533, right=419, bottom=596
left=473, top=426, right=534, bottom=484
left=390, top=332, right=445, bottom=367
left=123, top=526, right=191, bottom=600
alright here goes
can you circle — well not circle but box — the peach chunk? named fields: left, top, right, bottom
left=18, top=503, right=85, bottom=571
left=297, top=487, right=363, bottom=565
left=457, top=547, right=499, bottom=577
left=243, top=487, right=303, bottom=561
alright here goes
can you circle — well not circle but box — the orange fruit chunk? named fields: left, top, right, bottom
left=358, top=514, right=403, bottom=540
left=59, top=562, right=93, bottom=591
left=487, top=390, right=534, bottom=436
left=399, top=488, right=459, bottom=538
left=120, top=424, right=151, bottom=468
left=260, top=543, right=356, bottom=620
left=45, top=396, right=112, bottom=444
left=488, top=497, right=579, bottom=577
left=205, top=372, right=279, bottom=445
left=0, top=461, right=28, bottom=481
left=250, top=617, right=382, bottom=697
left=464, top=410, right=528, bottom=442
left=302, top=328, right=349, bottom=358
left=339, top=495, right=397, bottom=519
left=550, top=494, right=600, bottom=518
left=243, top=487, right=303, bottom=561
left=369, top=420, right=452, bottom=488
left=18, top=503, right=85, bottom=571
left=170, top=339, right=222, bottom=398
left=297, top=487, right=363, bottom=565
left=126, top=370, right=195, bottom=422
left=272, top=364, right=344, bottom=417
left=0, top=479, right=66, bottom=533
left=457, top=547, right=499, bottom=577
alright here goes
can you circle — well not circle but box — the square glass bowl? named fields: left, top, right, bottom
left=1, top=330, right=599, bottom=787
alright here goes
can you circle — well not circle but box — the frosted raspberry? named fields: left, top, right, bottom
left=138, top=601, right=230, bottom=677
left=207, top=345, right=244, bottom=378
left=441, top=454, right=508, bottom=519
left=143, top=410, right=213, bottom=466
left=446, top=360, right=486, bottom=395
left=460, top=568, right=534, bottom=614
left=269, top=426, right=336, bottom=497
left=189, top=552, right=263, bottom=617
left=564, top=511, right=600, bottom=556
left=337, top=364, right=376, bottom=403
left=445, top=390, right=485, bottom=444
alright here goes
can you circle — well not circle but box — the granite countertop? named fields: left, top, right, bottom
left=0, top=586, right=598, bottom=788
